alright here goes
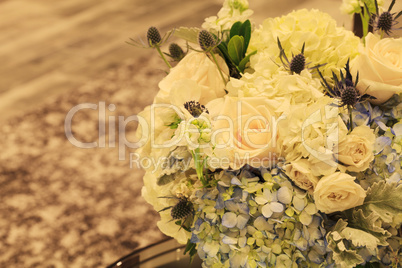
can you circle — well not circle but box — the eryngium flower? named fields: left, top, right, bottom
left=373, top=0, right=402, bottom=36
left=171, top=198, right=194, bottom=220
left=198, top=30, right=216, bottom=51
left=290, top=53, right=306, bottom=74
left=319, top=60, right=375, bottom=108
left=168, top=43, right=185, bottom=61
left=147, top=26, right=162, bottom=46
left=341, top=86, right=359, bottom=106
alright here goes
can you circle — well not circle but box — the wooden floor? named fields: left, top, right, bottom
left=0, top=0, right=399, bottom=123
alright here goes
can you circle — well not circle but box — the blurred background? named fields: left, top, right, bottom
left=0, top=0, right=399, bottom=267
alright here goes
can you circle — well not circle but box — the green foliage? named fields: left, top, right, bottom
left=173, top=27, right=200, bottom=44
left=348, top=209, right=391, bottom=246
left=192, top=148, right=208, bottom=187
left=355, top=262, right=381, bottom=268
left=358, top=181, right=402, bottom=224
left=228, top=35, right=244, bottom=65
left=341, top=227, right=380, bottom=251
left=327, top=219, right=365, bottom=268
left=184, top=239, right=198, bottom=263
left=217, top=20, right=256, bottom=76
left=157, top=174, right=176, bottom=186
left=167, top=116, right=183, bottom=129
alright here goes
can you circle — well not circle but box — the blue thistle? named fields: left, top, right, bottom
left=277, top=39, right=324, bottom=75
left=372, top=0, right=402, bottom=36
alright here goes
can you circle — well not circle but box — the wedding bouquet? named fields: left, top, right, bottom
left=133, top=0, right=402, bottom=267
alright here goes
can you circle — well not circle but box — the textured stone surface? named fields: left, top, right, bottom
left=0, top=53, right=168, bottom=267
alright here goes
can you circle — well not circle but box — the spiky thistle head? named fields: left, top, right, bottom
left=340, top=86, right=359, bottom=106
left=372, top=0, right=402, bottom=36
left=290, top=53, right=306, bottom=74
left=318, top=59, right=375, bottom=108
left=377, top=11, right=394, bottom=33
left=277, top=40, right=312, bottom=74
left=168, top=43, right=185, bottom=61
left=147, top=26, right=162, bottom=46
left=171, top=198, right=194, bottom=220
left=198, top=30, right=216, bottom=51
left=184, top=101, right=208, bottom=117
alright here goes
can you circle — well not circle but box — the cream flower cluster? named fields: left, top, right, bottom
left=340, top=0, right=384, bottom=15
left=248, top=9, right=360, bottom=79
left=202, top=0, right=253, bottom=34
left=136, top=1, right=402, bottom=266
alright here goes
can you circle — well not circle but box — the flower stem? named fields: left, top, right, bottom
left=209, top=51, right=227, bottom=85
left=156, top=46, right=172, bottom=69
left=193, top=148, right=208, bottom=187
left=359, top=5, right=372, bottom=45
left=348, top=105, right=354, bottom=132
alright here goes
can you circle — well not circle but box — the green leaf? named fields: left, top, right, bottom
left=239, top=19, right=251, bottom=52
left=332, top=248, right=364, bottom=268
left=157, top=174, right=176, bottom=186
left=167, top=116, right=182, bottom=129
left=355, top=262, right=381, bottom=268
left=348, top=209, right=391, bottom=246
left=173, top=27, right=200, bottom=44
left=217, top=42, right=230, bottom=62
left=327, top=219, right=364, bottom=268
left=238, top=50, right=257, bottom=72
left=340, top=227, right=380, bottom=251
left=358, top=181, right=402, bottom=223
left=184, top=239, right=197, bottom=263
left=230, top=21, right=242, bottom=39
left=227, top=35, right=244, bottom=65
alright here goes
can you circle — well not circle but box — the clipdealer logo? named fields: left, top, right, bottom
left=64, top=101, right=341, bottom=168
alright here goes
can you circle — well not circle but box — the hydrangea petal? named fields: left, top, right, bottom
left=262, top=204, right=273, bottom=218
left=374, top=136, right=392, bottom=155
left=222, top=212, right=237, bottom=228
left=222, top=235, right=238, bottom=245
left=224, top=200, right=238, bottom=212
left=300, top=210, right=313, bottom=225
left=270, top=202, right=284, bottom=213
left=293, top=196, right=305, bottom=211
left=254, top=216, right=270, bottom=231
left=277, top=186, right=293, bottom=204
left=255, top=196, right=268, bottom=205
left=238, top=236, right=247, bottom=248
left=237, top=214, right=250, bottom=229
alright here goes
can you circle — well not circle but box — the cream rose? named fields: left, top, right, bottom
left=338, top=125, right=375, bottom=172
left=285, top=159, right=319, bottom=194
left=207, top=96, right=281, bottom=169
left=351, top=33, right=402, bottom=105
left=155, top=51, right=229, bottom=105
left=314, top=172, right=366, bottom=214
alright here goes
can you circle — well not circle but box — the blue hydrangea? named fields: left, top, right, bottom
left=191, top=168, right=330, bottom=268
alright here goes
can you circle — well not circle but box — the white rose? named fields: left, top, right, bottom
left=155, top=51, right=228, bottom=105
left=338, top=125, right=375, bottom=172
left=285, top=159, right=319, bottom=194
left=207, top=96, right=281, bottom=169
left=351, top=33, right=402, bottom=105
left=314, top=172, right=366, bottom=214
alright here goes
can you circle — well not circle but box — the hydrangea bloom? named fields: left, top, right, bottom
left=202, top=0, right=253, bottom=34
left=248, top=9, right=360, bottom=79
left=191, top=169, right=329, bottom=268
left=136, top=1, right=402, bottom=267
